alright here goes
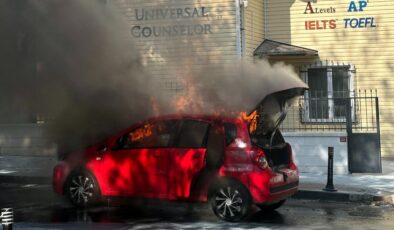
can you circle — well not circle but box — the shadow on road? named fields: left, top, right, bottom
left=46, top=202, right=288, bottom=225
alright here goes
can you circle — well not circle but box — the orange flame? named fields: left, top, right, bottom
left=240, top=110, right=258, bottom=133
left=172, top=76, right=205, bottom=113
left=130, top=123, right=153, bottom=142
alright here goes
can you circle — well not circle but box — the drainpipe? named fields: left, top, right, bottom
left=235, top=0, right=242, bottom=58
left=240, top=0, right=247, bottom=58
left=263, top=0, right=267, bottom=39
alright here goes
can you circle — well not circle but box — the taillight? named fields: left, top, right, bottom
left=256, top=156, right=269, bottom=170
left=254, top=149, right=269, bottom=170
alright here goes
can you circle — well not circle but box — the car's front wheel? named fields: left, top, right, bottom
left=65, top=170, right=100, bottom=208
left=209, top=179, right=252, bottom=222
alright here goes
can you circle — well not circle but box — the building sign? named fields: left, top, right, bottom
left=304, top=1, right=337, bottom=30
left=115, top=0, right=237, bottom=86
left=303, top=1, right=377, bottom=30
left=131, top=7, right=215, bottom=38
left=305, top=19, right=337, bottom=30
left=344, top=1, right=376, bottom=28
left=304, top=1, right=336, bottom=14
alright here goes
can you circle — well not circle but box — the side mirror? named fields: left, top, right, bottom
left=97, top=145, right=108, bottom=153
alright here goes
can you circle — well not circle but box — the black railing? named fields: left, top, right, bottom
left=280, top=90, right=379, bottom=133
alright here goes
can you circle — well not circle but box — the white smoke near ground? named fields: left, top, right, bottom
left=0, top=0, right=306, bottom=156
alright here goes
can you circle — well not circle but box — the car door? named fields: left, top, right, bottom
left=95, top=126, right=148, bottom=196
left=98, top=119, right=178, bottom=198
left=136, top=119, right=179, bottom=198
left=167, top=119, right=210, bottom=199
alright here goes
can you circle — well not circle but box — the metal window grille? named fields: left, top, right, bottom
left=280, top=89, right=379, bottom=133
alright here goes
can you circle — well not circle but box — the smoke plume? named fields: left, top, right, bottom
left=0, top=0, right=306, bottom=156
left=1, top=0, right=157, bottom=155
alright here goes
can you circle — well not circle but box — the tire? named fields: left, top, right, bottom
left=65, top=170, right=100, bottom=208
left=209, top=179, right=252, bottom=222
left=257, top=199, right=286, bottom=211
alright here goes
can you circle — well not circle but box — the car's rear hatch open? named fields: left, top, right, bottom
left=248, top=87, right=308, bottom=170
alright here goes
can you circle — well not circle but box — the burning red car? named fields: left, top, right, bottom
left=53, top=87, right=306, bottom=221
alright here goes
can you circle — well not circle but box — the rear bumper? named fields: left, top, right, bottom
left=248, top=168, right=299, bottom=204
left=265, top=181, right=298, bottom=203
left=270, top=181, right=299, bottom=193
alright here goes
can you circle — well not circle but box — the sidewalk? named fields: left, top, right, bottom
left=1, top=155, right=394, bottom=204
left=0, top=155, right=57, bottom=184
left=296, top=159, right=394, bottom=204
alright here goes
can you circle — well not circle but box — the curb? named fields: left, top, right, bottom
left=294, top=189, right=394, bottom=205
left=294, top=190, right=350, bottom=202
left=0, top=175, right=50, bottom=184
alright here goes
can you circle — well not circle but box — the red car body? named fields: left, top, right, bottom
left=53, top=86, right=307, bottom=221
left=53, top=114, right=298, bottom=214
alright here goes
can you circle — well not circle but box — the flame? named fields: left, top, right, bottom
left=174, top=95, right=190, bottom=112
left=240, top=110, right=258, bottom=133
left=130, top=123, right=153, bottom=142
left=172, top=76, right=205, bottom=113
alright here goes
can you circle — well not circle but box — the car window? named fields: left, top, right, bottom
left=224, top=123, right=237, bottom=146
left=176, top=120, right=210, bottom=148
left=120, top=120, right=178, bottom=149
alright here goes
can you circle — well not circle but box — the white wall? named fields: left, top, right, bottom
left=110, top=0, right=239, bottom=90
left=283, top=132, right=348, bottom=175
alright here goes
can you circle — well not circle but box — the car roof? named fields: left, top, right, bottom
left=112, top=114, right=246, bottom=138
left=146, top=114, right=242, bottom=123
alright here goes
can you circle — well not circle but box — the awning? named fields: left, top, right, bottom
left=253, top=39, right=318, bottom=57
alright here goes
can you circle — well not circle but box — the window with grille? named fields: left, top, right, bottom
left=301, top=64, right=355, bottom=122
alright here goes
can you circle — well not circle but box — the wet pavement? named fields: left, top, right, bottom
left=1, top=182, right=394, bottom=229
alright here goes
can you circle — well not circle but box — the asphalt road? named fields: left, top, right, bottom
left=1, top=182, right=394, bottom=229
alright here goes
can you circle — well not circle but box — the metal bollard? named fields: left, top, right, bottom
left=323, top=147, right=337, bottom=192
left=0, top=208, right=13, bottom=230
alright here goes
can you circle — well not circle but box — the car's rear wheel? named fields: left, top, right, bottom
left=209, top=179, right=252, bottom=222
left=257, top=199, right=286, bottom=211
left=66, top=170, right=100, bottom=208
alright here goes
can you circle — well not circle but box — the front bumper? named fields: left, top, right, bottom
left=53, top=162, right=70, bottom=194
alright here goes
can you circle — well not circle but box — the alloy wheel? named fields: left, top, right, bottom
left=214, top=186, right=244, bottom=219
left=68, top=174, right=95, bottom=205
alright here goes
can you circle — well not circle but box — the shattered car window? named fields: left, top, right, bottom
left=122, top=120, right=178, bottom=148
